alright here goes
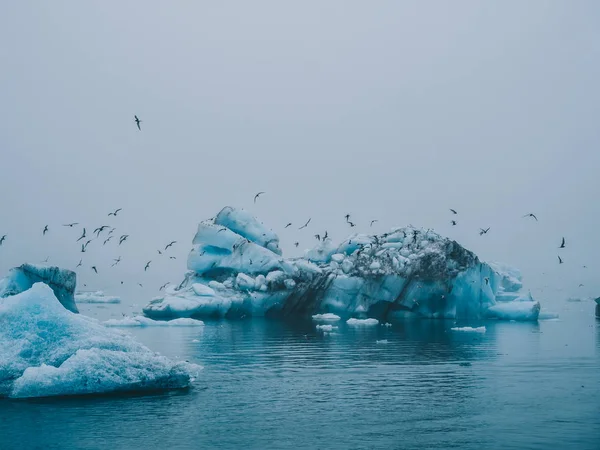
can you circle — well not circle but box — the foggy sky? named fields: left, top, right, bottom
left=1, top=2, right=599, bottom=305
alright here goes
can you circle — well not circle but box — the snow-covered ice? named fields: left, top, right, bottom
left=451, top=326, right=486, bottom=333
left=143, top=206, right=544, bottom=322
left=75, top=291, right=121, bottom=304
left=0, top=264, right=78, bottom=313
left=312, top=313, right=341, bottom=321
left=0, top=283, right=201, bottom=398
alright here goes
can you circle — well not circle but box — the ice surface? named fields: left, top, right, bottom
left=346, top=318, right=379, bottom=326
left=144, top=207, right=542, bottom=322
left=75, top=291, right=121, bottom=304
left=104, top=316, right=205, bottom=327
left=312, top=313, right=341, bottom=321
left=451, top=326, right=486, bottom=333
left=0, top=283, right=201, bottom=398
left=486, top=301, right=540, bottom=321
left=0, top=264, right=78, bottom=313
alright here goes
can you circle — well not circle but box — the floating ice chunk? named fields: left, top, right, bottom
left=451, top=326, right=486, bottom=333
left=75, top=291, right=121, bottom=304
left=266, top=270, right=286, bottom=286
left=486, top=301, right=540, bottom=321
left=316, top=324, right=338, bottom=331
left=0, top=283, right=201, bottom=398
left=208, top=281, right=225, bottom=291
left=214, top=206, right=282, bottom=255
left=383, top=323, right=392, bottom=327
left=376, top=339, right=388, bottom=344
left=305, top=239, right=337, bottom=263
left=0, top=264, right=78, bottom=313
left=341, top=259, right=354, bottom=274
left=312, top=313, right=341, bottom=321
left=346, top=318, right=379, bottom=326
left=104, top=316, right=205, bottom=327
left=369, top=261, right=381, bottom=270
left=191, top=339, right=200, bottom=343
left=284, top=279, right=296, bottom=289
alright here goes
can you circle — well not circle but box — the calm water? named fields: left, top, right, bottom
left=1, top=302, right=599, bottom=450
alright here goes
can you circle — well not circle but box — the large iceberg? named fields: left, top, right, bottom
left=0, top=283, right=201, bottom=398
left=143, top=207, right=543, bottom=322
left=0, top=264, right=78, bottom=313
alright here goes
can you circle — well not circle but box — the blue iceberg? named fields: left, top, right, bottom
left=0, top=283, right=201, bottom=398
left=144, top=207, right=545, bottom=322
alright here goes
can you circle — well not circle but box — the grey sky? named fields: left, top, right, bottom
left=1, top=2, right=599, bottom=305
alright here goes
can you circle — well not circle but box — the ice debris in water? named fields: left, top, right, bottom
left=451, top=326, right=486, bottom=333
left=75, top=290, right=121, bottom=304
left=0, top=283, right=201, bottom=398
left=346, top=318, right=379, bottom=326
left=316, top=324, right=338, bottom=332
left=376, top=340, right=389, bottom=344
left=104, top=316, right=205, bottom=327
left=312, top=313, right=341, bottom=321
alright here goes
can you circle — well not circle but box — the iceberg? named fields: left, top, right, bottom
left=0, top=264, right=78, bottom=313
left=143, top=207, right=543, bottom=322
left=486, top=301, right=540, bottom=321
left=312, top=313, right=341, bottom=322
left=0, top=283, right=201, bottom=398
left=75, top=290, right=121, bottom=304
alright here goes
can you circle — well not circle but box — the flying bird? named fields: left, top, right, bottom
left=559, top=237, right=565, bottom=249
left=108, top=228, right=116, bottom=235
left=285, top=223, right=292, bottom=229
left=144, top=261, right=151, bottom=271
left=111, top=257, right=122, bottom=267
left=169, top=256, right=176, bottom=260
left=76, top=259, right=83, bottom=268
left=42, top=257, right=49, bottom=263
left=119, top=235, right=129, bottom=245
left=165, top=241, right=177, bottom=250
left=0, top=235, right=5, bottom=245
left=81, top=244, right=86, bottom=253
left=138, top=283, right=143, bottom=288
left=94, top=225, right=109, bottom=237
left=479, top=227, right=490, bottom=235
left=558, top=255, right=563, bottom=264
left=103, top=236, right=113, bottom=245
left=134, top=115, right=141, bottom=131
left=43, top=225, right=49, bottom=235
left=294, top=242, right=299, bottom=247
left=523, top=213, right=538, bottom=221
left=77, top=228, right=86, bottom=242
left=91, top=266, right=98, bottom=274
left=344, top=214, right=351, bottom=222
left=63, top=223, right=79, bottom=227
left=254, top=192, right=265, bottom=203
left=157, top=249, right=162, bottom=255
left=314, top=234, right=321, bottom=241
left=579, top=283, right=584, bottom=287
left=299, top=218, right=311, bottom=230
left=323, top=231, right=328, bottom=240
left=370, top=220, right=378, bottom=227
left=159, top=282, right=169, bottom=291
left=451, top=220, right=457, bottom=226
left=450, top=209, right=458, bottom=215
left=108, top=208, right=122, bottom=217
left=484, top=277, right=489, bottom=285
left=348, top=221, right=356, bottom=227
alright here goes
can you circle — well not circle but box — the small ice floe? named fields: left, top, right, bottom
left=451, top=326, right=486, bottom=333
left=346, top=318, right=379, bottom=326
left=316, top=324, right=338, bottom=332
left=376, top=339, right=388, bottom=344
left=312, top=313, right=341, bottom=322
